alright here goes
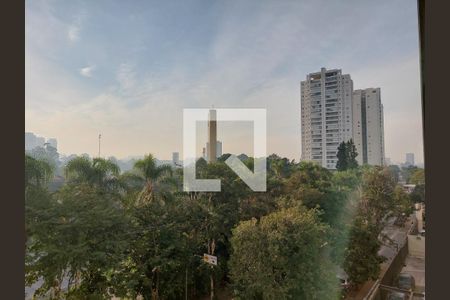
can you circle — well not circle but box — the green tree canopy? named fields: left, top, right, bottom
left=65, top=156, right=120, bottom=190
left=229, top=206, right=338, bottom=299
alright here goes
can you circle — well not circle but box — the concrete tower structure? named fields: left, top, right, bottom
left=207, top=109, right=217, bottom=163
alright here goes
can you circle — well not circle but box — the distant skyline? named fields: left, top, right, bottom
left=26, top=0, right=424, bottom=163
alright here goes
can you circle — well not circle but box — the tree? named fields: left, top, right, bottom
left=393, top=186, right=413, bottom=217
left=25, top=154, right=53, bottom=189
left=336, top=139, right=358, bottom=171
left=410, top=168, right=425, bottom=185
left=344, top=166, right=396, bottom=287
left=65, top=156, right=120, bottom=190
left=336, top=142, right=348, bottom=171
left=25, top=155, right=54, bottom=244
left=358, top=167, right=396, bottom=230
left=26, top=184, right=130, bottom=299
left=410, top=184, right=425, bottom=203
left=26, top=151, right=406, bottom=299
left=401, top=165, right=419, bottom=184
left=283, top=162, right=346, bottom=226
left=388, top=165, right=401, bottom=183
left=229, top=206, right=338, bottom=299
left=132, top=154, right=175, bottom=205
left=343, top=218, right=384, bottom=287
left=347, top=140, right=359, bottom=170
left=112, top=198, right=188, bottom=300
left=27, top=145, right=60, bottom=171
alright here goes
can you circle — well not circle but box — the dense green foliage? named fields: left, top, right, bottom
left=229, top=206, right=337, bottom=299
left=336, top=139, right=359, bottom=171
left=25, top=153, right=418, bottom=299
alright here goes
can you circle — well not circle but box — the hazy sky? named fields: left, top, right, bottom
left=26, top=0, right=424, bottom=163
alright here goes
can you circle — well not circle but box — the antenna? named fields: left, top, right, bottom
left=98, top=134, right=101, bottom=158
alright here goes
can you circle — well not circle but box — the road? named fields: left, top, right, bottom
left=378, top=216, right=409, bottom=261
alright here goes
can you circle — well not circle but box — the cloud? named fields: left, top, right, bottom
left=68, top=25, right=80, bottom=42
left=67, top=10, right=87, bottom=43
left=80, top=65, right=95, bottom=77
left=25, top=1, right=423, bottom=162
left=116, top=63, right=137, bottom=91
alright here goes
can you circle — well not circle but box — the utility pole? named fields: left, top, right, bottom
left=98, top=134, right=101, bottom=158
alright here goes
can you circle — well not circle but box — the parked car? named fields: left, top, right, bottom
left=396, top=273, right=415, bottom=291
left=387, top=291, right=408, bottom=300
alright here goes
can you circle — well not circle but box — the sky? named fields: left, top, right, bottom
left=25, top=0, right=424, bottom=164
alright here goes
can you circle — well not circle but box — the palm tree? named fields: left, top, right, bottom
left=25, top=154, right=53, bottom=189
left=131, top=154, right=175, bottom=205
left=65, top=156, right=120, bottom=190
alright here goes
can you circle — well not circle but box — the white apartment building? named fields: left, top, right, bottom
left=352, top=88, right=385, bottom=166
left=301, top=68, right=354, bottom=169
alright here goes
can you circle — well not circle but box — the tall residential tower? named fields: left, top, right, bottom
left=301, top=68, right=353, bottom=169
left=352, top=88, right=385, bottom=166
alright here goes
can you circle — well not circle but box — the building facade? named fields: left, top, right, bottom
left=352, top=88, right=385, bottom=166
left=301, top=68, right=354, bottom=169
left=172, top=152, right=180, bottom=166
left=25, top=132, right=45, bottom=150
left=405, top=153, right=415, bottom=166
left=207, top=109, right=217, bottom=163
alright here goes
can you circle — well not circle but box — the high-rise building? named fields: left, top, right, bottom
left=207, top=109, right=217, bottom=163
left=301, top=67, right=353, bottom=169
left=25, top=132, right=46, bottom=150
left=405, top=153, right=415, bottom=166
left=172, top=152, right=180, bottom=166
left=352, top=88, right=385, bottom=166
left=25, top=132, right=37, bottom=150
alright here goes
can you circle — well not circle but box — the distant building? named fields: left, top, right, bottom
left=385, top=157, right=392, bottom=166
left=25, top=132, right=35, bottom=150
left=202, top=147, right=207, bottom=160
left=405, top=153, right=415, bottom=166
left=301, top=67, right=353, bottom=169
left=47, top=138, right=57, bottom=150
left=172, top=152, right=180, bottom=166
left=25, top=132, right=45, bottom=150
left=216, top=141, right=222, bottom=158
left=352, top=88, right=385, bottom=166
